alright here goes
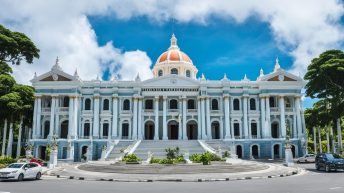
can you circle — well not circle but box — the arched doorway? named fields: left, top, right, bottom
left=144, top=121, right=155, bottom=140
left=38, top=146, right=46, bottom=160
left=271, top=122, right=279, bottom=138
left=187, top=120, right=198, bottom=140
left=273, top=144, right=280, bottom=159
left=81, top=146, right=88, bottom=161
left=60, top=120, right=68, bottom=139
left=252, top=145, right=259, bottom=159
left=122, top=122, right=129, bottom=139
left=168, top=120, right=179, bottom=140
left=236, top=145, right=243, bottom=159
left=211, top=121, right=220, bottom=139
left=291, top=145, right=296, bottom=158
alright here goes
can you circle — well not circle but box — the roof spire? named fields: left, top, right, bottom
left=135, top=73, right=141, bottom=82
left=169, top=33, right=179, bottom=50
left=222, top=73, right=228, bottom=80
left=274, top=56, right=281, bottom=72
left=34, top=72, right=37, bottom=78
left=260, top=67, right=264, bottom=76
left=52, top=56, right=62, bottom=71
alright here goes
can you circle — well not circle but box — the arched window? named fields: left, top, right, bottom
left=169, top=99, right=178, bottom=109
left=103, top=99, right=109, bottom=111
left=84, top=122, right=90, bottom=137
left=123, top=99, right=130, bottom=110
left=234, top=121, right=240, bottom=138
left=43, top=121, right=50, bottom=139
left=187, top=99, right=195, bottom=109
left=269, top=97, right=276, bottom=107
left=171, top=68, right=178, bottom=75
left=63, top=97, right=69, bottom=107
left=84, top=98, right=91, bottom=110
left=211, top=99, right=219, bottom=110
left=285, top=98, right=291, bottom=108
left=233, top=99, right=240, bottom=110
left=186, top=70, right=191, bottom=78
left=145, top=99, right=153, bottom=109
left=158, top=70, right=163, bottom=77
left=250, top=98, right=256, bottom=110
left=251, top=121, right=257, bottom=138
left=60, top=120, right=68, bottom=139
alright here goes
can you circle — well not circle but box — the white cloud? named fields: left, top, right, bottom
left=0, top=0, right=343, bottom=84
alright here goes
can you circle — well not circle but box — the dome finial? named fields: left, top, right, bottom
left=169, top=33, right=179, bottom=50
left=52, top=56, right=62, bottom=71
left=260, top=67, right=264, bottom=76
left=274, top=56, right=281, bottom=72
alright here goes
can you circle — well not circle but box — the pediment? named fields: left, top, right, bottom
left=260, top=70, right=302, bottom=82
left=142, top=75, right=200, bottom=87
left=31, top=68, right=78, bottom=83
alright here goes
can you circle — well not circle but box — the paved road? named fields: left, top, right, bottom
left=1, top=163, right=343, bottom=193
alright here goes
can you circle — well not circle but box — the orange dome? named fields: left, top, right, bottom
left=158, top=50, right=192, bottom=63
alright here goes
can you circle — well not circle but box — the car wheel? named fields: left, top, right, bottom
left=297, top=160, right=300, bottom=164
left=17, top=173, right=24, bottom=181
left=316, top=164, right=320, bottom=171
left=325, top=165, right=331, bottom=172
left=35, top=172, right=41, bottom=180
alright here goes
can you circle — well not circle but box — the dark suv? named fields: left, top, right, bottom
left=315, top=153, right=344, bottom=172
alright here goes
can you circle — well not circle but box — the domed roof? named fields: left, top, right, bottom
left=156, top=34, right=193, bottom=64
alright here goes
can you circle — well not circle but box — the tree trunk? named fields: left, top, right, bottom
left=326, top=126, right=330, bottom=153
left=1, top=119, right=8, bottom=156
left=337, top=119, right=342, bottom=153
left=318, top=126, right=322, bottom=153
left=330, top=125, right=335, bottom=153
left=16, top=116, right=23, bottom=157
left=313, top=127, right=317, bottom=154
left=6, top=122, right=14, bottom=157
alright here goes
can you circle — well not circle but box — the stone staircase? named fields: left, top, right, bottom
left=106, top=140, right=135, bottom=160
left=204, top=140, right=231, bottom=152
left=134, top=140, right=205, bottom=160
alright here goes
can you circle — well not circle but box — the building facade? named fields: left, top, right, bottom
left=30, top=34, right=307, bottom=161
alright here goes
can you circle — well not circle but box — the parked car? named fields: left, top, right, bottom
left=315, top=153, right=344, bottom=172
left=0, top=163, right=42, bottom=181
left=30, top=158, right=44, bottom=166
left=297, top=154, right=315, bottom=163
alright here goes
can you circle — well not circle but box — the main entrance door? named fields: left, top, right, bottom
left=187, top=120, right=198, bottom=140
left=144, top=121, right=155, bottom=140
left=168, top=120, right=179, bottom=140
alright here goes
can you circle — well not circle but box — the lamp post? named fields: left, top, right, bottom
left=284, top=121, right=294, bottom=166
left=49, top=135, right=58, bottom=168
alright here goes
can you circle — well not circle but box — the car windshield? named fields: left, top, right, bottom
left=7, top=164, right=24, bottom=168
left=325, top=154, right=336, bottom=160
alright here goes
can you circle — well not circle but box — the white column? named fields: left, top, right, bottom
left=313, top=127, right=317, bottom=154
left=154, top=96, right=159, bottom=140
left=73, top=97, right=78, bottom=138
left=265, top=97, right=271, bottom=138
left=32, top=98, right=37, bottom=138
left=243, top=96, right=248, bottom=139
left=318, top=126, right=322, bottom=153
left=279, top=96, right=286, bottom=138
left=224, top=95, right=231, bottom=139
left=68, top=96, right=74, bottom=139
left=137, top=98, right=143, bottom=139
left=201, top=98, right=207, bottom=139
left=178, top=99, right=182, bottom=140
left=49, top=97, right=56, bottom=137
left=337, top=119, right=343, bottom=152
left=1, top=119, right=7, bottom=156
left=93, top=96, right=100, bottom=138
left=16, top=117, right=23, bottom=157
left=260, top=97, right=266, bottom=138
left=36, top=97, right=42, bottom=137
left=197, top=98, right=202, bottom=139
left=206, top=97, right=211, bottom=139
left=111, top=96, right=118, bottom=139
left=293, top=108, right=297, bottom=138
left=162, top=96, right=168, bottom=140
left=182, top=97, right=187, bottom=140
left=295, top=97, right=302, bottom=138
left=132, top=97, right=138, bottom=139
left=6, top=122, right=13, bottom=157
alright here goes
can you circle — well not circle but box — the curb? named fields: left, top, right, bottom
left=47, top=168, right=302, bottom=183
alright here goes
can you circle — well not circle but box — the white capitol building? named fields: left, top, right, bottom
left=30, top=34, right=307, bottom=161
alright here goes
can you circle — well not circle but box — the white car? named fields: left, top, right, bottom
left=0, top=163, right=42, bottom=181
left=297, top=154, right=316, bottom=163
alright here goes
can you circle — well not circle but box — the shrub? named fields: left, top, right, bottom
left=190, top=152, right=223, bottom=165
left=0, top=156, right=16, bottom=165
left=0, top=164, right=6, bottom=169
left=174, top=155, right=186, bottom=164
left=190, top=153, right=202, bottom=163
left=223, top=151, right=230, bottom=158
left=165, top=147, right=180, bottom=160
left=158, top=158, right=174, bottom=164
left=150, top=157, right=161, bottom=164
left=122, top=154, right=141, bottom=163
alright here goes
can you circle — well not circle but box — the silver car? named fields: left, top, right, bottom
left=0, top=163, right=42, bottom=181
left=297, top=154, right=316, bottom=163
